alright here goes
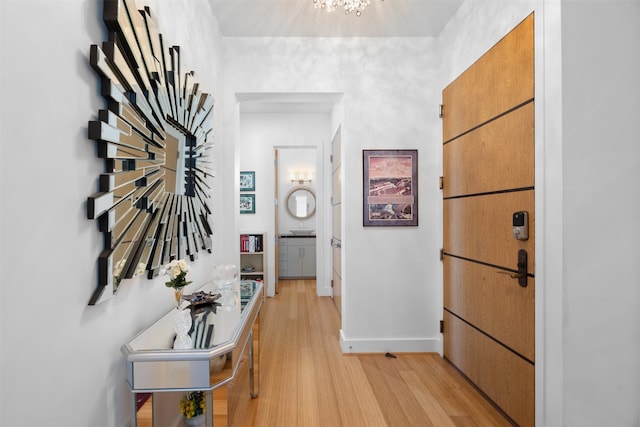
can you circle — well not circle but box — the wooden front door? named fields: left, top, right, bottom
left=442, top=14, right=535, bottom=426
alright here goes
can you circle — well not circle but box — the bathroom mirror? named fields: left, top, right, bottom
left=285, top=187, right=316, bottom=219
left=86, top=0, right=214, bottom=305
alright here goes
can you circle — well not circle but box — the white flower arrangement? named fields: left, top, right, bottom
left=163, top=259, right=192, bottom=289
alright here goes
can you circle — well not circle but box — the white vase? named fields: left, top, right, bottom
left=173, top=309, right=193, bottom=349
left=184, top=413, right=205, bottom=426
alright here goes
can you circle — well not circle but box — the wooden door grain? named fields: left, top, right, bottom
left=442, top=13, right=535, bottom=427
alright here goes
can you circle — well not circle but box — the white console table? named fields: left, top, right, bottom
left=122, top=280, right=263, bottom=427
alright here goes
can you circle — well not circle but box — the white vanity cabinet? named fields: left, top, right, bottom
left=279, top=236, right=316, bottom=278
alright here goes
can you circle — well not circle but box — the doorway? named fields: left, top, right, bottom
left=237, top=93, right=342, bottom=299
left=274, top=147, right=319, bottom=291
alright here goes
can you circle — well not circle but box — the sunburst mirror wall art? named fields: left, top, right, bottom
left=87, top=0, right=215, bottom=305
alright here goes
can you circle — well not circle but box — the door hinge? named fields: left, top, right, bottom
left=439, top=248, right=444, bottom=261
left=440, top=320, right=444, bottom=334
left=439, top=104, right=444, bottom=118
left=331, top=279, right=334, bottom=288
left=330, top=154, right=333, bottom=163
left=439, top=176, right=444, bottom=190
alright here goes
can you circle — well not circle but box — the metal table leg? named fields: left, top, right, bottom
left=131, top=392, right=138, bottom=427
left=249, top=329, right=260, bottom=398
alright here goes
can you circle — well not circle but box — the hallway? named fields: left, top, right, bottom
left=229, top=279, right=512, bottom=426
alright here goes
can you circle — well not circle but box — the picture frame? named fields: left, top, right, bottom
left=363, top=149, right=418, bottom=227
left=239, top=171, right=255, bottom=192
left=240, top=194, right=256, bottom=214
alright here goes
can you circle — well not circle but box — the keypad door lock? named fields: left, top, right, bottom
left=512, top=211, right=529, bottom=241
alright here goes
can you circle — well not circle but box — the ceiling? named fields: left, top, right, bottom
left=238, top=93, right=342, bottom=113
left=208, top=0, right=464, bottom=37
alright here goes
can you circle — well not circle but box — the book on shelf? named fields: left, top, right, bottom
left=240, top=234, right=263, bottom=253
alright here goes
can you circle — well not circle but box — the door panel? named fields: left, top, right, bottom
left=332, top=138, right=342, bottom=239
left=444, top=257, right=534, bottom=360
left=442, top=13, right=535, bottom=427
left=331, top=244, right=341, bottom=281
left=442, top=13, right=534, bottom=142
left=332, top=170, right=341, bottom=205
left=332, top=204, right=341, bottom=239
left=443, top=312, right=535, bottom=425
left=443, top=191, right=534, bottom=272
left=331, top=243, right=341, bottom=314
left=331, top=127, right=342, bottom=316
left=274, top=149, right=280, bottom=292
left=443, top=102, right=534, bottom=198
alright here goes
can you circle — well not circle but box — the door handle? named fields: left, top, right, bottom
left=496, top=249, right=528, bottom=287
left=331, top=238, right=341, bottom=249
left=497, top=271, right=525, bottom=279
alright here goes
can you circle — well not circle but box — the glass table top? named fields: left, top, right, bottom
left=123, top=280, right=261, bottom=355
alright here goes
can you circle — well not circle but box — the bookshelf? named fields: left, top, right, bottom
left=240, top=232, right=266, bottom=286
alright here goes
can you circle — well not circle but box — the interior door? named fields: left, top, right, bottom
left=442, top=14, right=535, bottom=427
left=274, top=148, right=280, bottom=294
left=330, top=127, right=342, bottom=316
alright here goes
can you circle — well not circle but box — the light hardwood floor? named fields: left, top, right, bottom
left=229, top=279, right=511, bottom=426
left=138, top=279, right=512, bottom=426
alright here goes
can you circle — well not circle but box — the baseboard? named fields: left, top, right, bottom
left=316, top=285, right=332, bottom=297
left=340, top=329, right=442, bottom=354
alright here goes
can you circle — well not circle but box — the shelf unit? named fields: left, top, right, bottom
left=240, top=232, right=266, bottom=286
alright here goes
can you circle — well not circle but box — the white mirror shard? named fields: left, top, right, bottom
left=87, top=0, right=214, bottom=305
left=295, top=196, right=308, bottom=217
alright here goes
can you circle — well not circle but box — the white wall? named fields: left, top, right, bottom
left=237, top=112, right=331, bottom=296
left=561, top=1, right=640, bottom=425
left=0, top=1, right=224, bottom=426
left=224, top=37, right=444, bottom=353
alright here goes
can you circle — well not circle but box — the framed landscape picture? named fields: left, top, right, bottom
left=363, top=149, right=418, bottom=227
left=239, top=171, right=255, bottom=192
left=240, top=194, right=255, bottom=214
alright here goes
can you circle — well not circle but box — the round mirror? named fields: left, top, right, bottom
left=285, top=187, right=316, bottom=219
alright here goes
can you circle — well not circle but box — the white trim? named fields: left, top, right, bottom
left=340, top=329, right=441, bottom=354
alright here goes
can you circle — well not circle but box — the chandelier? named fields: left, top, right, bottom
left=312, top=0, right=372, bottom=16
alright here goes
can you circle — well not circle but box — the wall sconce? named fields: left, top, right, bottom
left=290, top=172, right=313, bottom=184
